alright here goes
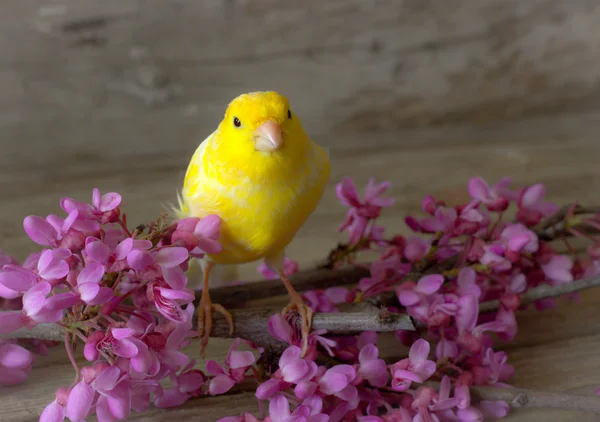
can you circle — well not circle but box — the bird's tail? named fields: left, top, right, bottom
left=163, top=190, right=189, bottom=222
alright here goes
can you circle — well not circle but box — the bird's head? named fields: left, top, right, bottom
left=217, top=91, right=307, bottom=157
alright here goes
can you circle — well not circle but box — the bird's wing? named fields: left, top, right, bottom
left=171, top=131, right=217, bottom=219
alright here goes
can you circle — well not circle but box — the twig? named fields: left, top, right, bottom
left=210, top=265, right=370, bottom=307
left=5, top=273, right=600, bottom=343
left=0, top=306, right=415, bottom=345
left=479, top=274, right=600, bottom=313
left=469, top=385, right=600, bottom=413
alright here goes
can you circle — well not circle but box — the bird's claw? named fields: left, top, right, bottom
left=198, top=298, right=234, bottom=358
left=282, top=300, right=313, bottom=357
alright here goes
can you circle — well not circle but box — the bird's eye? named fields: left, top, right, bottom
left=287, top=110, right=292, bottom=119
left=233, top=117, right=241, bottom=127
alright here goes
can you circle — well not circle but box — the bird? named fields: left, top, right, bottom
left=175, top=91, right=331, bottom=357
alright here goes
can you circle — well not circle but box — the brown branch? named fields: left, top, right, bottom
left=4, top=274, right=600, bottom=344
left=479, top=274, right=600, bottom=313
left=209, top=264, right=370, bottom=307
left=469, top=385, right=600, bottom=413
left=0, top=306, right=414, bottom=345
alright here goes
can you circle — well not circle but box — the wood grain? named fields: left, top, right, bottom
left=2, top=0, right=600, bottom=421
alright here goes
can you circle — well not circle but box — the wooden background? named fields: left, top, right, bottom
left=2, top=1, right=600, bottom=420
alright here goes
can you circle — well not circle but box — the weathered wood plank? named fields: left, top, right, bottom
left=3, top=0, right=600, bottom=133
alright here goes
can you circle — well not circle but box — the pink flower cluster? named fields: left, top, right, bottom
left=2, top=175, right=599, bottom=422
left=221, top=326, right=508, bottom=422
left=0, top=189, right=229, bottom=421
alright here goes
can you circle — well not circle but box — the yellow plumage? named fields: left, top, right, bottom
left=176, top=91, right=330, bottom=356
left=177, top=91, right=330, bottom=267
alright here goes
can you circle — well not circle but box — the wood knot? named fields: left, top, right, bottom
left=513, top=392, right=529, bottom=407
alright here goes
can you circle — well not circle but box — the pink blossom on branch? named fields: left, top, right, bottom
left=2, top=175, right=595, bottom=421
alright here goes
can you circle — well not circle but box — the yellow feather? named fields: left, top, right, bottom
left=177, top=91, right=330, bottom=266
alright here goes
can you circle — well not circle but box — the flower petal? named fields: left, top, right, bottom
left=281, top=360, right=309, bottom=383
left=408, top=339, right=431, bottom=364
left=99, top=192, right=122, bottom=212
left=358, top=344, right=378, bottom=363
left=111, top=328, right=135, bottom=340
left=318, top=372, right=348, bottom=395
left=267, top=314, right=294, bottom=344
left=228, top=350, right=255, bottom=369
left=114, top=238, right=133, bottom=260
left=77, top=262, right=105, bottom=285
left=113, top=338, right=139, bottom=358
left=66, top=380, right=95, bottom=422
left=78, top=283, right=100, bottom=302
left=415, top=274, right=444, bottom=295
left=162, top=266, right=187, bottom=290
left=336, top=177, right=361, bottom=208
left=154, top=247, right=189, bottom=268
left=0, top=343, right=33, bottom=369
left=85, top=240, right=111, bottom=263
left=255, top=378, right=283, bottom=400
left=194, top=214, right=221, bottom=238
left=0, top=269, right=37, bottom=292
left=397, top=290, right=420, bottom=307
left=279, top=345, right=302, bottom=368
left=23, top=216, right=57, bottom=246
left=40, top=400, right=65, bottom=422
left=92, top=365, right=121, bottom=392
left=209, top=374, right=236, bottom=395
left=268, top=395, right=291, bottom=421
left=127, top=250, right=153, bottom=272
left=468, top=177, right=491, bottom=201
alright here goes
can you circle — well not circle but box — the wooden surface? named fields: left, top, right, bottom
left=2, top=1, right=600, bottom=421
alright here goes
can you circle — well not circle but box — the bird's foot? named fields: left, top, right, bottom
left=281, top=297, right=313, bottom=357
left=198, top=296, right=234, bottom=358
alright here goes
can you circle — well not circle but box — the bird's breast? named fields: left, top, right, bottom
left=182, top=141, right=329, bottom=264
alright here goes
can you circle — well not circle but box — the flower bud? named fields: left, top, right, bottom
left=500, top=293, right=521, bottom=311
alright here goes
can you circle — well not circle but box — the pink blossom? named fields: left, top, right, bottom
left=258, top=257, right=298, bottom=280
left=206, top=339, right=257, bottom=395
left=389, top=339, right=436, bottom=391
left=91, top=366, right=134, bottom=420
left=477, top=400, right=510, bottom=418
left=267, top=394, right=328, bottom=422
left=76, top=261, right=113, bottom=306
left=154, top=365, right=205, bottom=408
left=479, top=244, right=511, bottom=273
left=303, top=287, right=349, bottom=313
left=23, top=210, right=84, bottom=250
left=419, top=207, right=457, bottom=234
left=403, top=237, right=429, bottom=262
left=500, top=224, right=539, bottom=254
left=218, top=413, right=264, bottom=422
left=0, top=249, right=71, bottom=296
left=267, top=314, right=336, bottom=360
left=256, top=345, right=318, bottom=400
left=96, top=327, right=152, bottom=373
left=61, top=188, right=121, bottom=225
left=40, top=387, right=69, bottom=422
left=337, top=177, right=394, bottom=244
left=516, top=184, right=559, bottom=225
left=541, top=255, right=574, bottom=284
left=0, top=341, right=34, bottom=385
left=467, top=176, right=512, bottom=211
left=356, top=344, right=388, bottom=387
left=173, top=215, right=222, bottom=257
left=147, top=279, right=195, bottom=322
left=396, top=275, right=444, bottom=308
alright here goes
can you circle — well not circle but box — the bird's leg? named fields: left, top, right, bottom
left=279, top=270, right=313, bottom=357
left=197, top=261, right=234, bottom=358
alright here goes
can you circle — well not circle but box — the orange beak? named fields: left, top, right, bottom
left=254, top=120, right=283, bottom=152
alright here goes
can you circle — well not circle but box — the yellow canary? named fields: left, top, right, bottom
left=176, top=91, right=330, bottom=356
